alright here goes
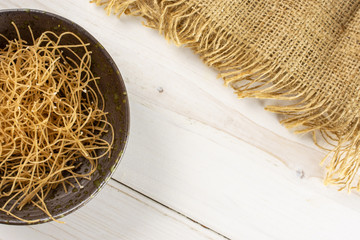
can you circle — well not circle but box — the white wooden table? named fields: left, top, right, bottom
left=1, top=1, right=360, bottom=239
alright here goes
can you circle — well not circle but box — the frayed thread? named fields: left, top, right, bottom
left=92, top=0, right=360, bottom=191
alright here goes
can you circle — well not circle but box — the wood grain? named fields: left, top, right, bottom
left=1, top=1, right=360, bottom=239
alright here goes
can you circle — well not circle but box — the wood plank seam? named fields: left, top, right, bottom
left=110, top=178, right=231, bottom=240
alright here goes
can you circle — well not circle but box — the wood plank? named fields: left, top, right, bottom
left=0, top=179, right=224, bottom=240
left=80, top=4, right=360, bottom=240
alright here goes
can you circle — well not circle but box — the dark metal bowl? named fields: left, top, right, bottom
left=0, top=9, right=130, bottom=224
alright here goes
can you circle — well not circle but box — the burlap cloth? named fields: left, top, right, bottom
left=92, top=0, right=360, bottom=191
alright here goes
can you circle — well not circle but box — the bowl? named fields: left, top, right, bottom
left=0, top=9, right=130, bottom=224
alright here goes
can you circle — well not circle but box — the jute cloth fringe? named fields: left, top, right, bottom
left=92, top=0, right=360, bottom=191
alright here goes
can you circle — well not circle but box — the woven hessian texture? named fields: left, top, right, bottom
left=92, top=0, right=360, bottom=191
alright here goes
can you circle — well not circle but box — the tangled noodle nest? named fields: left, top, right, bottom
left=0, top=23, right=113, bottom=223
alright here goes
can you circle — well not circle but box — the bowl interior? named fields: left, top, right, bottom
left=0, top=9, right=129, bottom=224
